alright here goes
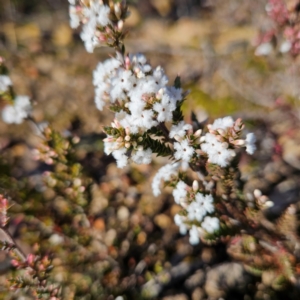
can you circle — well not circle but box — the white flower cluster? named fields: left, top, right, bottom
left=67, top=1, right=257, bottom=248
left=95, top=53, right=184, bottom=168
left=68, top=0, right=111, bottom=52
left=0, top=75, right=12, bottom=92
left=0, top=74, right=31, bottom=124
left=152, top=163, right=180, bottom=196
left=153, top=169, right=220, bottom=245
left=200, top=117, right=256, bottom=167
left=2, top=95, right=31, bottom=124
left=173, top=180, right=220, bottom=245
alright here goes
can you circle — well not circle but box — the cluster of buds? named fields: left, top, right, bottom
left=253, top=189, right=274, bottom=209
left=103, top=119, right=143, bottom=153
left=11, top=254, right=51, bottom=273
left=32, top=144, right=58, bottom=165
left=33, top=127, right=78, bottom=165
left=34, top=127, right=88, bottom=207
left=10, top=254, right=60, bottom=298
left=69, top=0, right=129, bottom=52
left=256, top=0, right=300, bottom=56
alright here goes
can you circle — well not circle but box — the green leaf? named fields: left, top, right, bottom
left=174, top=75, right=181, bottom=89
left=143, top=134, right=173, bottom=157
left=172, top=100, right=184, bottom=124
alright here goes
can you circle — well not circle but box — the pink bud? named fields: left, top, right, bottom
left=27, top=254, right=35, bottom=265
left=125, top=56, right=131, bottom=69
left=232, top=139, right=245, bottom=146
left=11, top=259, right=19, bottom=267
left=99, top=33, right=107, bottom=42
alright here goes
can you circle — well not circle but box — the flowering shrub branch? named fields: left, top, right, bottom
left=66, top=0, right=300, bottom=290
left=0, top=0, right=299, bottom=298
left=68, top=0, right=256, bottom=245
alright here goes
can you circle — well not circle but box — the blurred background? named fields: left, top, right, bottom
left=1, top=1, right=300, bottom=299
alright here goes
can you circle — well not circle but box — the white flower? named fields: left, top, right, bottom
left=210, top=116, right=234, bottom=130
left=72, top=1, right=112, bottom=52
left=245, top=133, right=256, bottom=155
left=96, top=5, right=111, bottom=27
left=153, top=93, right=176, bottom=122
left=172, top=181, right=187, bottom=204
left=152, top=163, right=180, bottom=196
left=195, top=193, right=214, bottom=214
left=255, top=43, right=272, bottom=56
left=95, top=84, right=108, bottom=110
left=112, top=148, right=128, bottom=168
left=2, top=95, right=31, bottom=124
left=69, top=5, right=80, bottom=29
left=80, top=18, right=98, bottom=53
left=201, top=216, right=220, bottom=234
left=201, top=133, right=234, bottom=167
left=169, top=121, right=192, bottom=138
left=130, top=54, right=147, bottom=66
left=93, top=58, right=122, bottom=110
left=174, top=139, right=194, bottom=162
left=49, top=234, right=64, bottom=245
left=113, top=69, right=136, bottom=92
left=132, top=148, right=152, bottom=164
left=186, top=193, right=214, bottom=222
left=280, top=40, right=292, bottom=53
left=153, top=66, right=168, bottom=87
left=166, top=86, right=182, bottom=102
left=0, top=75, right=12, bottom=92
left=189, top=225, right=200, bottom=245
left=174, top=214, right=188, bottom=235
left=132, top=109, right=158, bottom=130
left=187, top=201, right=206, bottom=222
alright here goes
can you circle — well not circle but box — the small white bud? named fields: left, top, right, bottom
left=192, top=180, right=199, bottom=192
left=233, top=139, right=246, bottom=146
left=103, top=137, right=114, bottom=143
left=264, top=201, right=274, bottom=208
left=125, top=142, right=131, bottom=148
left=125, top=127, right=130, bottom=136
left=114, top=3, right=122, bottom=19
left=194, top=129, right=202, bottom=138
left=114, top=119, right=121, bottom=128
left=73, top=178, right=82, bottom=187
left=174, top=135, right=182, bottom=142
left=117, top=20, right=124, bottom=31
left=199, top=136, right=206, bottom=143
left=217, top=128, right=225, bottom=136
left=254, top=189, right=262, bottom=198
left=221, top=142, right=229, bottom=149
left=125, top=135, right=131, bottom=141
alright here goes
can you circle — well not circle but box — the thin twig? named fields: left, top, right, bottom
left=0, top=227, right=26, bottom=262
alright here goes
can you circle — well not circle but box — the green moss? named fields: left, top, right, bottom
left=184, top=86, right=240, bottom=117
